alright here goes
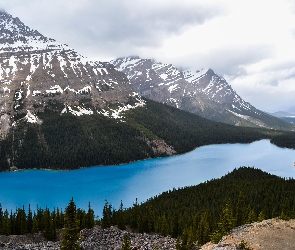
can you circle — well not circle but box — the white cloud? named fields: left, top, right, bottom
left=0, top=0, right=295, bottom=112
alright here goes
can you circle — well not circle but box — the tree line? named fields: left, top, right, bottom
left=1, top=99, right=295, bottom=172
left=0, top=200, right=95, bottom=241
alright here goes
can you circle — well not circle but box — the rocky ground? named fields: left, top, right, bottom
left=1, top=219, right=295, bottom=249
left=0, top=226, right=176, bottom=250
left=201, top=218, right=295, bottom=250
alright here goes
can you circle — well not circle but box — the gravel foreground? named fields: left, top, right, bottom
left=1, top=219, right=295, bottom=249
left=0, top=226, right=176, bottom=250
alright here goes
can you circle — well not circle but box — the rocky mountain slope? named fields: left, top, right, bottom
left=111, top=56, right=295, bottom=131
left=0, top=10, right=144, bottom=139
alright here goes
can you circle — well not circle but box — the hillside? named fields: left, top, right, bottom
left=1, top=99, right=295, bottom=171
left=107, top=167, right=295, bottom=248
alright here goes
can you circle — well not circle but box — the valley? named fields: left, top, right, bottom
left=0, top=9, right=295, bottom=250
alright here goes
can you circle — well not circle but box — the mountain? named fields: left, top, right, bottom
left=111, top=56, right=295, bottom=131
left=270, top=109, right=295, bottom=124
left=271, top=111, right=295, bottom=117
left=0, top=11, right=294, bottom=172
left=0, top=10, right=144, bottom=139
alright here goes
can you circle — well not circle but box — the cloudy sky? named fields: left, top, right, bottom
left=1, top=0, right=295, bottom=112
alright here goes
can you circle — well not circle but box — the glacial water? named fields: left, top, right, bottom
left=0, top=139, right=294, bottom=216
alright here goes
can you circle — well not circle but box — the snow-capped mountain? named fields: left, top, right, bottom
left=0, top=11, right=144, bottom=138
left=112, top=56, right=294, bottom=130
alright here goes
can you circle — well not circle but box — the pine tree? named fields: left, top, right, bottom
left=196, top=211, right=210, bottom=245
left=211, top=203, right=235, bottom=243
left=27, top=204, right=33, bottom=233
left=43, top=207, right=56, bottom=241
left=117, top=200, right=125, bottom=230
left=101, top=200, right=112, bottom=229
left=258, top=211, right=265, bottom=222
left=235, top=191, right=246, bottom=226
left=2, top=209, right=11, bottom=236
left=121, top=234, right=131, bottom=250
left=86, top=202, right=95, bottom=229
left=16, top=206, right=27, bottom=235
left=0, top=204, right=3, bottom=235
left=61, top=198, right=81, bottom=250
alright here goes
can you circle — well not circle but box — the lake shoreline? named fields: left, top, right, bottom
left=0, top=139, right=294, bottom=214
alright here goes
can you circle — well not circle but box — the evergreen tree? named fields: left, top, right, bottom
left=235, top=191, right=246, bottom=226
left=258, top=211, right=266, bottom=222
left=2, top=209, right=11, bottom=236
left=196, top=211, right=210, bottom=245
left=27, top=204, right=33, bottom=233
left=86, top=202, right=95, bottom=229
left=121, top=234, right=131, bottom=250
left=0, top=204, right=3, bottom=235
left=61, top=198, right=81, bottom=250
left=101, top=200, right=112, bottom=229
left=211, top=203, right=235, bottom=243
left=16, top=206, right=27, bottom=235
left=32, top=213, right=39, bottom=233
left=117, top=200, right=125, bottom=230
left=43, top=207, right=56, bottom=241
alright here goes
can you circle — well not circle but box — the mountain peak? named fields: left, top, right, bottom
left=0, top=12, right=145, bottom=138
left=0, top=10, right=53, bottom=47
left=112, top=56, right=295, bottom=131
left=206, top=68, right=215, bottom=74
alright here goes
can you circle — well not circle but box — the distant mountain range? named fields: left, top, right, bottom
left=111, top=56, right=295, bottom=131
left=0, top=10, right=294, bottom=171
left=270, top=108, right=295, bottom=124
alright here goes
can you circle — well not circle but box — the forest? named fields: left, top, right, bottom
left=1, top=167, right=295, bottom=249
left=105, top=167, right=295, bottom=248
left=0, top=99, right=294, bottom=171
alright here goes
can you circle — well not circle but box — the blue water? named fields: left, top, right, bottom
left=0, top=140, right=294, bottom=216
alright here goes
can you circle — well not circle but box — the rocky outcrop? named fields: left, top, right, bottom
left=0, top=226, right=176, bottom=250
left=201, top=218, right=295, bottom=250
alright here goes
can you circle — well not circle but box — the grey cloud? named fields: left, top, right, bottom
left=171, top=44, right=273, bottom=78
left=204, top=45, right=273, bottom=76
left=0, top=0, right=226, bottom=59
left=82, top=1, right=226, bottom=43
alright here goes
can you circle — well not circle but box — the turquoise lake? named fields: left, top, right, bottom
left=0, top=139, right=294, bottom=216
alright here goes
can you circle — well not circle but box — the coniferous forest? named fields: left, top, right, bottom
left=0, top=99, right=295, bottom=171
left=1, top=167, right=295, bottom=249
left=106, top=167, right=295, bottom=248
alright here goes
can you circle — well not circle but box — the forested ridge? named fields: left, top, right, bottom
left=105, top=167, right=295, bottom=248
left=0, top=99, right=295, bottom=171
